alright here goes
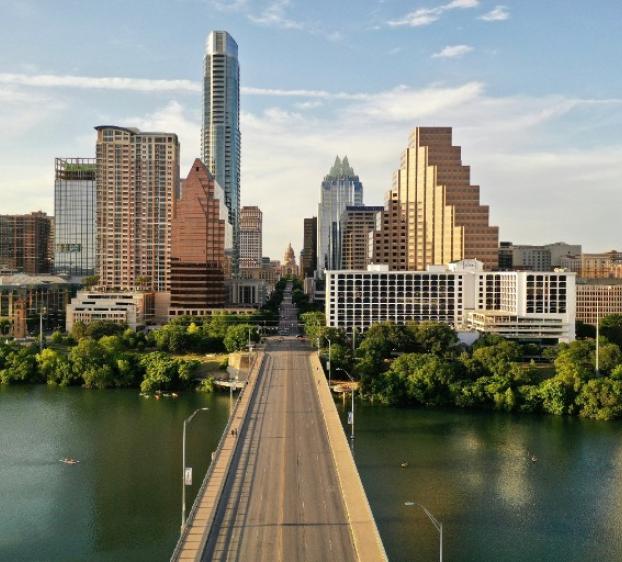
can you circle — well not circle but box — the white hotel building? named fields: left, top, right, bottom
left=325, top=260, right=576, bottom=343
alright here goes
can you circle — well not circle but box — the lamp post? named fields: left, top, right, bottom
left=181, top=407, right=209, bottom=532
left=336, top=367, right=355, bottom=441
left=404, top=501, right=443, bottom=562
left=326, top=337, right=332, bottom=387
left=39, top=306, right=47, bottom=350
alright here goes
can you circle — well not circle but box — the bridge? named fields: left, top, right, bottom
left=172, top=285, right=386, bottom=561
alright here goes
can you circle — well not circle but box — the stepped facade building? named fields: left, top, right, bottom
left=370, top=127, right=499, bottom=270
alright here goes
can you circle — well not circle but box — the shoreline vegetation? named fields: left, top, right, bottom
left=0, top=314, right=264, bottom=394
left=300, top=311, right=622, bottom=421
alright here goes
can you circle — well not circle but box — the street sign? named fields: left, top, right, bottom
left=184, top=467, right=193, bottom=486
left=327, top=361, right=330, bottom=370
left=347, top=412, right=353, bottom=425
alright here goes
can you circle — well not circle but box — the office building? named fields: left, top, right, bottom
left=499, top=241, right=582, bottom=271
left=370, top=127, right=499, bottom=270
left=240, top=206, right=262, bottom=269
left=0, top=212, right=53, bottom=274
left=575, top=280, right=622, bottom=325
left=317, top=156, right=363, bottom=273
left=579, top=251, right=622, bottom=279
left=301, top=216, right=317, bottom=278
left=202, top=31, right=241, bottom=272
left=66, top=290, right=154, bottom=331
left=169, top=159, right=231, bottom=316
left=326, top=260, right=575, bottom=343
left=95, top=125, right=179, bottom=292
left=54, top=158, right=96, bottom=277
left=0, top=274, right=76, bottom=336
left=340, top=206, right=383, bottom=270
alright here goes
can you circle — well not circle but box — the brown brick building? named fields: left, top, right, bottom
left=0, top=212, right=53, bottom=274
left=169, top=159, right=231, bottom=315
left=371, top=127, right=499, bottom=270
left=340, top=206, right=383, bottom=270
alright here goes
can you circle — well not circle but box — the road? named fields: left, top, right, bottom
left=278, top=282, right=299, bottom=336
left=201, top=338, right=357, bottom=561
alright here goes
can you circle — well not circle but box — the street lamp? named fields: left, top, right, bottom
left=181, top=407, right=209, bottom=532
left=404, top=501, right=443, bottom=562
left=39, top=306, right=47, bottom=350
left=326, top=336, right=332, bottom=387
left=336, top=367, right=355, bottom=441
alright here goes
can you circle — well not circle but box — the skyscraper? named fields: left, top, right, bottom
left=0, top=212, right=53, bottom=274
left=371, top=127, right=499, bottom=270
left=340, top=206, right=384, bottom=270
left=95, top=126, right=179, bottom=291
left=239, top=206, right=262, bottom=269
left=202, top=31, right=240, bottom=273
left=317, top=156, right=363, bottom=274
left=170, top=159, right=231, bottom=315
left=301, top=216, right=317, bottom=278
left=54, top=158, right=96, bottom=277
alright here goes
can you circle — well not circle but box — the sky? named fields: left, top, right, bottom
left=0, top=0, right=621, bottom=259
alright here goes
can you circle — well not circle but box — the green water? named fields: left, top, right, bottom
left=1, top=387, right=621, bottom=561
left=0, top=386, right=229, bottom=561
left=337, top=400, right=622, bottom=562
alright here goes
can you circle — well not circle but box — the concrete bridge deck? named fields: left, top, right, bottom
left=172, top=338, right=386, bottom=562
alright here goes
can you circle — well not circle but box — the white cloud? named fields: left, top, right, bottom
left=479, top=5, right=510, bottom=21
left=432, top=44, right=474, bottom=58
left=1, top=76, right=621, bottom=256
left=0, top=72, right=372, bottom=100
left=388, top=0, right=479, bottom=27
left=248, top=0, right=304, bottom=29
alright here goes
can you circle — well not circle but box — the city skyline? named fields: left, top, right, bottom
left=1, top=1, right=621, bottom=257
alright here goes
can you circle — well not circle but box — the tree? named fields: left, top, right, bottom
left=71, top=320, right=88, bottom=341
left=407, top=321, right=460, bottom=357
left=575, top=321, right=596, bottom=340
left=82, top=275, right=99, bottom=289
left=598, top=342, right=622, bottom=374
left=472, top=340, right=522, bottom=377
left=224, top=324, right=256, bottom=352
left=554, top=340, right=595, bottom=388
left=69, top=338, right=114, bottom=389
left=575, top=378, right=622, bottom=420
left=85, top=320, right=126, bottom=340
left=539, top=378, right=574, bottom=415
left=300, top=311, right=326, bottom=342
left=139, top=352, right=179, bottom=393
left=600, top=314, right=622, bottom=348
left=36, top=348, right=76, bottom=386
left=0, top=346, right=40, bottom=384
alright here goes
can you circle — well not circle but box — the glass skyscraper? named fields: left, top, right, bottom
left=202, top=30, right=240, bottom=273
left=54, top=158, right=96, bottom=277
left=317, top=156, right=363, bottom=274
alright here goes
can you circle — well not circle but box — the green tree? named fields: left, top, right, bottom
left=554, top=340, right=595, bottom=388
left=85, top=320, right=126, bottom=340
left=71, top=320, right=88, bottom=341
left=69, top=338, right=114, bottom=389
left=539, top=378, right=574, bottom=415
left=0, top=346, right=40, bottom=384
left=575, top=377, right=622, bottom=420
left=598, top=342, right=622, bottom=374
left=407, top=321, right=460, bottom=356
left=82, top=275, right=99, bottom=289
left=472, top=340, right=522, bottom=377
left=36, top=348, right=76, bottom=386
left=600, top=314, right=622, bottom=348
left=300, top=311, right=326, bottom=342
left=139, top=352, right=179, bottom=393
left=224, top=324, right=257, bottom=352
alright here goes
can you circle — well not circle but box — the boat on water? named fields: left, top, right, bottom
left=60, top=458, right=79, bottom=465
left=400, top=461, right=409, bottom=468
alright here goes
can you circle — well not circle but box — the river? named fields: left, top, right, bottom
left=1, top=386, right=621, bottom=561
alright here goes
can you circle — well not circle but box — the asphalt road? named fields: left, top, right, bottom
left=278, top=283, right=299, bottom=336
left=202, top=338, right=357, bottom=561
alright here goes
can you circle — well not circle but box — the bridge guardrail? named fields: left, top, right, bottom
left=170, top=350, right=264, bottom=561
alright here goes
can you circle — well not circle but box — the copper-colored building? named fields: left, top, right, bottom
left=169, top=159, right=230, bottom=315
left=371, top=127, right=499, bottom=270
left=576, top=279, right=622, bottom=325
left=95, top=126, right=179, bottom=291
left=0, top=212, right=53, bottom=274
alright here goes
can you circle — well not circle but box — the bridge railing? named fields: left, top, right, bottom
left=170, top=350, right=264, bottom=562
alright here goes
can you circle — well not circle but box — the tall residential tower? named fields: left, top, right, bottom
left=202, top=31, right=240, bottom=273
left=95, top=126, right=179, bottom=291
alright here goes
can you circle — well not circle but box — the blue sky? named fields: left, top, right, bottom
left=0, top=0, right=621, bottom=258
